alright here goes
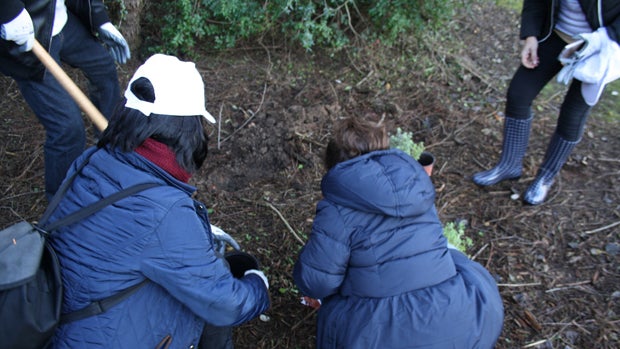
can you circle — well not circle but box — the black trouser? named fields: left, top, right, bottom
left=199, top=324, right=233, bottom=349
left=505, top=31, right=592, bottom=142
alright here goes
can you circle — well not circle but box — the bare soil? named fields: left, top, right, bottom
left=1, top=2, right=618, bottom=348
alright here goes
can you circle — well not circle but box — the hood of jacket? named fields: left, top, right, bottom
left=321, top=149, right=435, bottom=219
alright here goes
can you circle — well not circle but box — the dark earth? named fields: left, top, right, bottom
left=1, top=2, right=618, bottom=348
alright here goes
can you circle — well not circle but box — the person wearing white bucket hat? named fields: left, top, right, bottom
left=45, top=54, right=270, bottom=349
left=124, top=54, right=216, bottom=123
left=472, top=0, right=620, bottom=205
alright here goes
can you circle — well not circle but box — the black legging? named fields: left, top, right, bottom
left=505, top=31, right=592, bottom=142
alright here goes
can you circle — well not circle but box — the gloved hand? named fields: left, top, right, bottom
left=225, top=251, right=259, bottom=278
left=97, top=22, right=130, bottom=64
left=210, top=224, right=241, bottom=255
left=0, top=8, right=34, bottom=52
left=244, top=269, right=269, bottom=290
left=573, top=28, right=607, bottom=61
left=557, top=60, right=578, bottom=85
left=558, top=39, right=585, bottom=66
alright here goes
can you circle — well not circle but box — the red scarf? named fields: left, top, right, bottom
left=135, top=138, right=191, bottom=183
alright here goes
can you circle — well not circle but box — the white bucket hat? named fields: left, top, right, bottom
left=124, top=54, right=216, bottom=123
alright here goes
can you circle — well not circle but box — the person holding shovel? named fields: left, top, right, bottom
left=0, top=0, right=130, bottom=200
left=294, top=117, right=504, bottom=348
left=472, top=0, right=620, bottom=205
left=46, top=54, right=270, bottom=348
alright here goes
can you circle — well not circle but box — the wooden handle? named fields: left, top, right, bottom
left=31, top=40, right=109, bottom=131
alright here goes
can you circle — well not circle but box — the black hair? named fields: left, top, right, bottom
left=98, top=77, right=209, bottom=173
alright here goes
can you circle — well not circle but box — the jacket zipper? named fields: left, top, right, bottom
left=539, top=0, right=557, bottom=43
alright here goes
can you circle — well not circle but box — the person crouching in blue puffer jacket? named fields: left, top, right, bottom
left=293, top=117, right=504, bottom=348
left=47, top=54, right=270, bottom=349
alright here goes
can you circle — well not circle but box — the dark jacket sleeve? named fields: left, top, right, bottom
left=520, top=0, right=551, bottom=40
left=66, top=0, right=111, bottom=33
left=580, top=0, right=620, bottom=43
left=0, top=0, right=25, bottom=24
left=602, top=0, right=620, bottom=43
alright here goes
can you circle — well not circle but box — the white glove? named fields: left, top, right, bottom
left=558, top=39, right=585, bottom=65
left=210, top=224, right=241, bottom=255
left=244, top=269, right=269, bottom=289
left=573, top=28, right=607, bottom=60
left=97, top=22, right=130, bottom=64
left=557, top=60, right=578, bottom=85
left=0, top=9, right=34, bottom=52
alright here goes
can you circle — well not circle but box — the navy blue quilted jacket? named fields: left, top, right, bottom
left=293, top=149, right=504, bottom=348
left=48, top=146, right=270, bottom=349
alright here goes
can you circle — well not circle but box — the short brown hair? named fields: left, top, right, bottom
left=324, top=117, right=389, bottom=170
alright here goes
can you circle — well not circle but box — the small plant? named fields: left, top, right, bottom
left=390, top=127, right=425, bottom=160
left=443, top=221, right=473, bottom=254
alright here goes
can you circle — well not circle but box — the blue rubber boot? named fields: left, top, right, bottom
left=473, top=116, right=532, bottom=186
left=523, top=133, right=578, bottom=205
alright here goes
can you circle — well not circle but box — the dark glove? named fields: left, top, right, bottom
left=97, top=22, right=130, bottom=64
left=224, top=251, right=259, bottom=278
left=225, top=251, right=268, bottom=288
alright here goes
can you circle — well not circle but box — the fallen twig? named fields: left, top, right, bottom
left=263, top=199, right=305, bottom=245
left=356, top=70, right=374, bottom=87
left=582, top=220, right=620, bottom=235
left=470, top=243, right=488, bottom=262
left=484, top=242, right=494, bottom=269
left=521, top=339, right=548, bottom=348
left=521, top=320, right=573, bottom=348
left=545, top=280, right=591, bottom=293
left=497, top=282, right=542, bottom=287
left=217, top=103, right=223, bottom=150
left=222, top=83, right=267, bottom=144
left=290, top=307, right=318, bottom=331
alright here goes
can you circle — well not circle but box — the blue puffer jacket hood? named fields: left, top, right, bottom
left=295, top=149, right=455, bottom=300
left=322, top=149, right=435, bottom=218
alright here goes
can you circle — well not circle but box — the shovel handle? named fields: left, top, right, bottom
left=31, top=40, right=109, bottom=131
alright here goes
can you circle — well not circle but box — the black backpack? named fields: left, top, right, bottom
left=0, top=153, right=156, bottom=349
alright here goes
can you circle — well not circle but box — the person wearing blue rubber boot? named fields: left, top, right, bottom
left=473, top=0, right=620, bottom=205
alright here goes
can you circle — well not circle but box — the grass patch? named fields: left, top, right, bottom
left=493, top=0, right=522, bottom=12
left=594, top=80, right=620, bottom=123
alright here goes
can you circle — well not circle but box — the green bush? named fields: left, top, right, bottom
left=443, top=221, right=473, bottom=254
left=147, top=0, right=268, bottom=56
left=390, top=127, right=425, bottom=160
left=145, top=0, right=456, bottom=55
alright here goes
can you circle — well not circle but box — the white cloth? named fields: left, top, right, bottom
left=52, top=0, right=68, bottom=36
left=575, top=29, right=620, bottom=106
left=557, top=28, right=620, bottom=106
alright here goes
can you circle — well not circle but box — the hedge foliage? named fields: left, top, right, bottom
left=143, top=0, right=455, bottom=55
